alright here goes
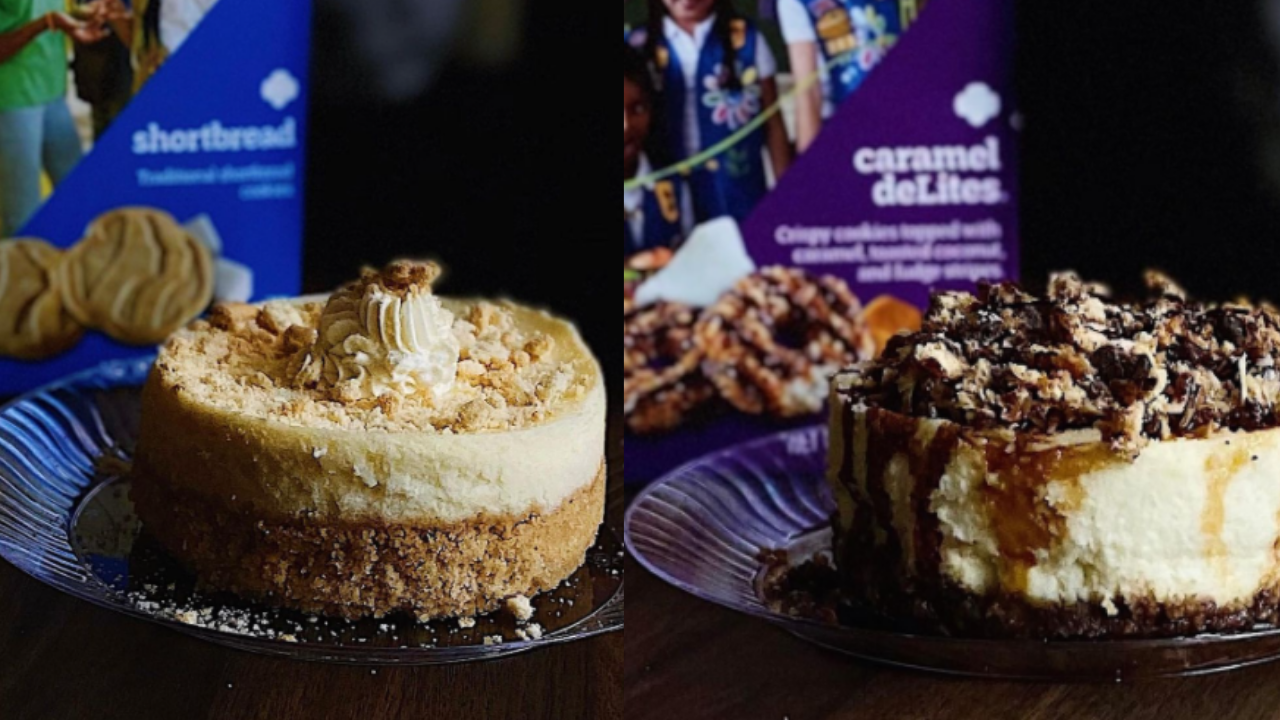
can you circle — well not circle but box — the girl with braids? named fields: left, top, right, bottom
left=641, top=0, right=792, bottom=224
left=624, top=43, right=690, bottom=254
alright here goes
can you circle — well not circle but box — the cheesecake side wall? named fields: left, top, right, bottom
left=833, top=405, right=1280, bottom=637
left=132, top=364, right=606, bottom=524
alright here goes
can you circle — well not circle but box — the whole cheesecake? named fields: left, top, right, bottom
left=829, top=272, right=1280, bottom=638
left=131, top=261, right=605, bottom=619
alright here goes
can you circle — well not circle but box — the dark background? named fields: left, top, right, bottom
left=1017, top=2, right=1280, bottom=301
left=306, top=2, right=613, bottom=382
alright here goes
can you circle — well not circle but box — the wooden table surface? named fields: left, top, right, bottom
left=626, top=560, right=1280, bottom=720
left=0, top=418, right=624, bottom=720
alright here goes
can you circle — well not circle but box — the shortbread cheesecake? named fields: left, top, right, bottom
left=131, top=261, right=605, bottom=619
left=829, top=272, right=1280, bottom=638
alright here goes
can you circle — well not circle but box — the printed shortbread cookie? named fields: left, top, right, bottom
left=0, top=239, right=84, bottom=360
left=59, top=207, right=214, bottom=345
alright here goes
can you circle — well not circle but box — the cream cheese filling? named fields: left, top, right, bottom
left=836, top=407, right=1280, bottom=608
left=141, top=306, right=606, bottom=523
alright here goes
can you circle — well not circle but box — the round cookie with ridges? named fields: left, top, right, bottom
left=130, top=263, right=606, bottom=619
left=0, top=239, right=83, bottom=360
left=695, top=267, right=875, bottom=418
left=59, top=207, right=214, bottom=345
left=624, top=301, right=716, bottom=434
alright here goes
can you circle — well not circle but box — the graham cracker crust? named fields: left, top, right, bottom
left=130, top=463, right=605, bottom=620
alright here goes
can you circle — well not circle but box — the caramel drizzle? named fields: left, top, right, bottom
left=1202, top=441, right=1254, bottom=584
left=979, top=436, right=1120, bottom=593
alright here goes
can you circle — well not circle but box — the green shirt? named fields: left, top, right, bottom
left=0, top=0, right=67, bottom=110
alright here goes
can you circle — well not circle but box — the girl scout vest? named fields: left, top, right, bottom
left=800, top=0, right=909, bottom=106
left=657, top=18, right=768, bottom=224
left=624, top=176, right=684, bottom=254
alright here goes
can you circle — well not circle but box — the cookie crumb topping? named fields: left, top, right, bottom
left=836, top=271, right=1280, bottom=451
left=155, top=262, right=593, bottom=433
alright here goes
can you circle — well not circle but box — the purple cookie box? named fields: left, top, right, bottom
left=625, top=0, right=1020, bottom=485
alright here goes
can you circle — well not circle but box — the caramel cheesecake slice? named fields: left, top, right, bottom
left=131, top=261, right=605, bottom=619
left=829, top=272, right=1280, bottom=638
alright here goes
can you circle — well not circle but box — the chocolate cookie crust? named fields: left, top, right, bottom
left=764, top=548, right=1280, bottom=640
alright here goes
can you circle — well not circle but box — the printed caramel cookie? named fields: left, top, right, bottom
left=624, top=301, right=717, bottom=434
left=695, top=267, right=874, bottom=418
left=60, top=207, right=214, bottom=345
left=0, top=239, right=84, bottom=360
left=861, top=294, right=923, bottom=357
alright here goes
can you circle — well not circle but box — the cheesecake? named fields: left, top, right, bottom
left=828, top=272, right=1280, bottom=637
left=131, top=261, right=606, bottom=619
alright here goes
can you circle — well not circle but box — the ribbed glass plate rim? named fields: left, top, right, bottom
left=623, top=425, right=1280, bottom=654
left=0, top=357, right=623, bottom=665
left=624, top=426, right=836, bottom=630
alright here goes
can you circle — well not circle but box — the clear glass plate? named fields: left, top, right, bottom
left=624, top=425, right=1280, bottom=680
left=0, top=358, right=623, bottom=665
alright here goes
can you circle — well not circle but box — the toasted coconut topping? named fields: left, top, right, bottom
left=834, top=271, right=1280, bottom=452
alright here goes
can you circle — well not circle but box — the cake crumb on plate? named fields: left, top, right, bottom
left=506, top=594, right=534, bottom=623
left=516, top=623, right=544, bottom=641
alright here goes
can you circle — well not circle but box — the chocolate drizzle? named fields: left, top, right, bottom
left=911, top=423, right=960, bottom=581
left=821, top=272, right=1280, bottom=638
left=834, top=272, right=1280, bottom=454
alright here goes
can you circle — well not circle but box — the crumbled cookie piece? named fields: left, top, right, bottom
left=505, top=594, right=534, bottom=623
left=257, top=301, right=305, bottom=335
left=208, top=302, right=259, bottom=332
left=837, top=271, right=1280, bottom=451
left=469, top=302, right=502, bottom=333
left=364, top=259, right=442, bottom=293
left=282, top=324, right=318, bottom=352
left=525, top=335, right=552, bottom=360
left=457, top=399, right=495, bottom=430
left=375, top=393, right=401, bottom=419
left=515, top=623, right=544, bottom=641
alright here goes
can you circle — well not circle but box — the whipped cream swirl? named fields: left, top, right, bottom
left=310, top=263, right=459, bottom=399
